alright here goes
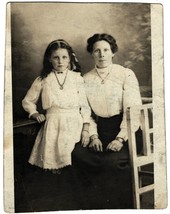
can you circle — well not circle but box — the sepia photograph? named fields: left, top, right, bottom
left=3, top=1, right=167, bottom=213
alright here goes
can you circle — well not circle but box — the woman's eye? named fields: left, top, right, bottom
left=63, top=56, right=68, bottom=59
left=94, top=49, right=100, bottom=53
left=104, top=49, right=109, bottom=52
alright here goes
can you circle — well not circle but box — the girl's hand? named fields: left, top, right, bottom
left=31, top=113, right=46, bottom=123
left=81, top=130, right=90, bottom=147
left=106, top=140, right=123, bottom=152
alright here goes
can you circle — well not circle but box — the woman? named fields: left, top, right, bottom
left=72, top=33, right=142, bottom=209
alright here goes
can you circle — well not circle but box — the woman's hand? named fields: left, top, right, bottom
left=31, top=113, right=46, bottom=123
left=106, top=139, right=123, bottom=152
left=89, top=136, right=103, bottom=152
left=81, top=130, right=90, bottom=147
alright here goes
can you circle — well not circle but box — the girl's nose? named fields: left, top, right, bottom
left=58, top=57, right=62, bottom=63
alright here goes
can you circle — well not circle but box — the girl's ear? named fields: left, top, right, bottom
left=68, top=62, right=71, bottom=70
left=112, top=54, right=115, bottom=63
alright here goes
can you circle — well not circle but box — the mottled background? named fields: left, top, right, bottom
left=11, top=3, right=152, bottom=121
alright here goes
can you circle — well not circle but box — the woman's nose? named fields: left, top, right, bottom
left=99, top=50, right=104, bottom=58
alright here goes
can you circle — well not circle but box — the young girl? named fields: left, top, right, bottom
left=22, top=39, right=91, bottom=174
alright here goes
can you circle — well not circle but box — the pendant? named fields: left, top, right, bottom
left=60, top=86, right=63, bottom=90
left=101, top=80, right=105, bottom=84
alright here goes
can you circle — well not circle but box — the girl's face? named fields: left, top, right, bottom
left=92, top=40, right=114, bottom=68
left=50, top=48, right=70, bottom=72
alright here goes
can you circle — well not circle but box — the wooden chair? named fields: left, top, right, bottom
left=126, top=103, right=154, bottom=209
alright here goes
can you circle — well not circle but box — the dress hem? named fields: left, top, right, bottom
left=28, top=161, right=71, bottom=171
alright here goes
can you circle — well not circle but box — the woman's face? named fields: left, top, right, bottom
left=50, top=48, right=70, bottom=72
left=92, top=40, right=114, bottom=68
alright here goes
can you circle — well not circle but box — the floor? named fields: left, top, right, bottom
left=14, top=133, right=154, bottom=213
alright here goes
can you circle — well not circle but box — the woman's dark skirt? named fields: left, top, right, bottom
left=72, top=113, right=143, bottom=209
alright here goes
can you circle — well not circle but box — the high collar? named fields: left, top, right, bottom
left=52, top=68, right=68, bottom=74
left=95, top=64, right=113, bottom=76
left=95, top=64, right=112, bottom=73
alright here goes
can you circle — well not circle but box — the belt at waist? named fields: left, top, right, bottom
left=46, top=106, right=80, bottom=114
left=98, top=113, right=123, bottom=121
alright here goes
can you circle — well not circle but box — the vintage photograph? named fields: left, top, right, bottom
left=3, top=2, right=166, bottom=213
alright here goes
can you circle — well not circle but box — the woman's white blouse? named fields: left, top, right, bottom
left=22, top=70, right=91, bottom=123
left=83, top=64, right=142, bottom=141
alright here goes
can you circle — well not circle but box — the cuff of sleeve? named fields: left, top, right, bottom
left=90, top=134, right=99, bottom=141
left=29, top=111, right=39, bottom=119
left=89, top=126, right=98, bottom=137
left=82, top=116, right=90, bottom=124
left=116, top=130, right=128, bottom=142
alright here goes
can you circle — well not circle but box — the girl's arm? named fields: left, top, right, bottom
left=77, top=74, right=102, bottom=149
left=22, top=77, right=43, bottom=119
left=77, top=75, right=91, bottom=124
left=81, top=122, right=90, bottom=147
left=76, top=74, right=91, bottom=146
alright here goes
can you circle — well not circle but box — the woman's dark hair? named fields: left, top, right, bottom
left=87, top=33, right=118, bottom=54
left=40, top=39, right=81, bottom=79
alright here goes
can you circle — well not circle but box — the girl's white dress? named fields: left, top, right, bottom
left=22, top=70, right=91, bottom=170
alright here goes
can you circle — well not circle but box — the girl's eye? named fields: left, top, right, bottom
left=104, top=48, right=109, bottom=52
left=63, top=56, right=68, bottom=59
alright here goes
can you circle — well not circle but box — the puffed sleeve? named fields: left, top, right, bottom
left=76, top=74, right=91, bottom=124
left=22, top=77, right=42, bottom=118
left=117, top=69, right=142, bottom=141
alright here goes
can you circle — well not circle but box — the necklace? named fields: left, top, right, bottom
left=53, top=69, right=68, bottom=90
left=95, top=66, right=111, bottom=84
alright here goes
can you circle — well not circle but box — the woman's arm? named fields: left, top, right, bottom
left=106, top=69, right=142, bottom=152
left=117, top=68, right=142, bottom=141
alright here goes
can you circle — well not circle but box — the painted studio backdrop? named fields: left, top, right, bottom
left=11, top=3, right=152, bottom=122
